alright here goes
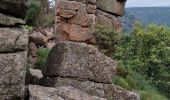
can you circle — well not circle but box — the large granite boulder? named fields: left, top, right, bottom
left=0, top=27, right=28, bottom=99
left=96, top=0, right=126, bottom=16
left=28, top=85, right=106, bottom=100
left=0, top=13, right=25, bottom=26
left=41, top=41, right=140, bottom=100
left=0, top=0, right=27, bottom=18
left=45, top=41, right=117, bottom=84
left=0, top=27, right=28, bottom=53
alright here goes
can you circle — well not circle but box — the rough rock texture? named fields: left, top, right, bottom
left=28, top=42, right=38, bottom=65
left=96, top=9, right=122, bottom=32
left=96, top=0, right=125, bottom=16
left=0, top=13, right=25, bottom=26
left=45, top=41, right=117, bottom=83
left=0, top=0, right=27, bottom=19
left=0, top=27, right=28, bottom=99
left=0, top=51, right=27, bottom=99
left=0, top=1, right=28, bottom=99
left=41, top=41, right=140, bottom=100
left=41, top=77, right=140, bottom=100
left=55, top=0, right=126, bottom=43
left=0, top=28, right=28, bottom=53
left=29, top=32, right=48, bottom=45
left=26, top=68, right=43, bottom=85
left=55, top=0, right=96, bottom=42
left=28, top=85, right=106, bottom=100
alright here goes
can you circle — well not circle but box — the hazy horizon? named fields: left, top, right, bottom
left=126, top=0, right=170, bottom=7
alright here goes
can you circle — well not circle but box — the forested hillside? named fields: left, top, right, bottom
left=122, top=7, right=170, bottom=32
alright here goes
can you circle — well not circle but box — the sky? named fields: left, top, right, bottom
left=126, top=0, right=170, bottom=7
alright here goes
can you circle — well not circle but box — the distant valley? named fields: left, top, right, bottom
left=121, top=7, right=170, bottom=32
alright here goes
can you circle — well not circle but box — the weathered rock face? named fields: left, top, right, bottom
left=0, top=28, right=28, bottom=52
left=26, top=68, right=43, bottom=85
left=29, top=32, right=48, bottom=45
left=0, top=51, right=27, bottom=99
left=41, top=77, right=140, bottom=100
left=96, top=0, right=125, bottom=16
left=96, top=9, right=122, bottom=32
left=0, top=13, right=25, bottom=26
left=55, top=0, right=96, bottom=42
left=41, top=41, right=140, bottom=100
left=28, top=85, right=106, bottom=100
left=45, top=41, right=117, bottom=83
left=0, top=0, right=27, bottom=19
left=0, top=27, right=28, bottom=99
left=0, top=1, right=28, bottom=99
left=55, top=0, right=126, bottom=43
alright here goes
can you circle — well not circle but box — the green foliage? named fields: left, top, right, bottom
left=113, top=76, right=130, bottom=90
left=25, top=0, right=40, bottom=25
left=139, top=91, right=168, bottom=100
left=35, top=47, right=50, bottom=70
left=114, top=21, right=170, bottom=97
left=22, top=25, right=33, bottom=32
left=94, top=25, right=124, bottom=57
left=113, top=67, right=168, bottom=100
left=42, top=13, right=55, bottom=28
left=95, top=22, right=170, bottom=99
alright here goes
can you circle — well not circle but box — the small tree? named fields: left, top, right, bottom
left=94, top=25, right=124, bottom=57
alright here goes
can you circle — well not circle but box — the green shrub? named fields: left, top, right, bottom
left=42, top=13, right=55, bottom=28
left=25, top=0, right=40, bottom=25
left=113, top=68, right=168, bottom=100
left=139, top=91, right=168, bottom=100
left=22, top=25, right=33, bottom=32
left=35, top=47, right=50, bottom=70
left=113, top=76, right=130, bottom=90
left=94, top=25, right=124, bottom=57
left=113, top=21, right=170, bottom=97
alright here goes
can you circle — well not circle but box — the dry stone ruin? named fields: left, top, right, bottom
left=0, top=0, right=141, bottom=100
left=55, top=0, right=126, bottom=43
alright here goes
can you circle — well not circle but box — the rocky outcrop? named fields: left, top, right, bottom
left=44, top=42, right=117, bottom=83
left=0, top=51, right=27, bottom=99
left=40, top=41, right=140, bottom=100
left=55, top=0, right=126, bottom=43
left=0, top=0, right=27, bottom=19
left=0, top=28, right=28, bottom=99
left=0, top=1, right=28, bottom=99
